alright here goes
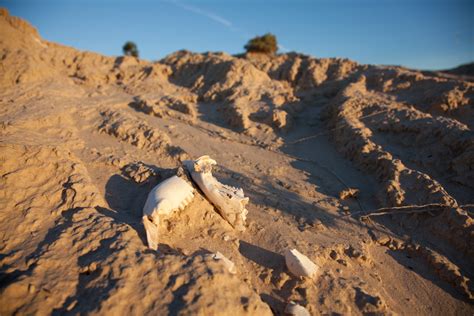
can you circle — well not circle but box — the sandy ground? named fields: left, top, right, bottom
left=0, top=8, right=473, bottom=315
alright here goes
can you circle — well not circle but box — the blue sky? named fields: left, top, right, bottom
left=2, top=0, right=473, bottom=69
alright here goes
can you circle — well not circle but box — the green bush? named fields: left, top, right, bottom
left=122, top=41, right=139, bottom=58
left=244, top=33, right=278, bottom=55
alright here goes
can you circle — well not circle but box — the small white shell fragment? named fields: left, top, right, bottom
left=142, top=175, right=194, bottom=250
left=285, top=301, right=311, bottom=316
left=212, top=251, right=237, bottom=274
left=184, top=155, right=249, bottom=231
left=284, top=249, right=318, bottom=278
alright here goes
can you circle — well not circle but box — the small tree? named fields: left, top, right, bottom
left=122, top=41, right=139, bottom=58
left=244, top=33, right=278, bottom=55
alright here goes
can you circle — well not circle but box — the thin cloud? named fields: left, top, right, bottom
left=278, top=43, right=290, bottom=52
left=168, top=0, right=232, bottom=28
left=165, top=0, right=291, bottom=52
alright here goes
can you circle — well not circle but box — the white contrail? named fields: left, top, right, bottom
left=168, top=0, right=233, bottom=28
left=278, top=44, right=289, bottom=52
left=166, top=0, right=291, bottom=52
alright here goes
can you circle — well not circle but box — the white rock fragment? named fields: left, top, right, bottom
left=284, top=249, right=318, bottom=278
left=184, top=155, right=249, bottom=231
left=285, top=301, right=311, bottom=316
left=212, top=251, right=237, bottom=274
left=142, top=175, right=194, bottom=250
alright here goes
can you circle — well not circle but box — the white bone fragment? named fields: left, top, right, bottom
left=284, top=249, right=318, bottom=278
left=212, top=251, right=237, bottom=274
left=285, top=301, right=311, bottom=316
left=142, top=175, right=194, bottom=250
left=184, top=155, right=248, bottom=231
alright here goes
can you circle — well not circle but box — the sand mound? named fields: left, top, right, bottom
left=441, top=62, right=474, bottom=79
left=162, top=50, right=298, bottom=132
left=98, top=108, right=186, bottom=159
left=246, top=52, right=360, bottom=91
left=1, top=9, right=473, bottom=315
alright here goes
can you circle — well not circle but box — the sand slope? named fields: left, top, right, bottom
left=0, top=8, right=473, bottom=315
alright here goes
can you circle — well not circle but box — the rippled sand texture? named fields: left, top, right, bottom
left=1, top=8, right=473, bottom=315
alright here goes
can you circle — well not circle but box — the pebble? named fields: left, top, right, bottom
left=28, top=284, right=36, bottom=293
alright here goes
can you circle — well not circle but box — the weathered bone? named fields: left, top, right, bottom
left=212, top=251, right=237, bottom=274
left=284, top=249, right=319, bottom=278
left=285, top=301, right=311, bottom=316
left=184, top=155, right=248, bottom=231
left=142, top=175, right=194, bottom=250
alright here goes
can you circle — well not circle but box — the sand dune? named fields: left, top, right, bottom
left=0, top=8, right=473, bottom=315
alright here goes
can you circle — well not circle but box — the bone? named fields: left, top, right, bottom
left=284, top=249, right=319, bottom=278
left=284, top=301, right=311, bottom=316
left=142, top=175, right=195, bottom=250
left=184, top=155, right=249, bottom=231
left=212, top=251, right=237, bottom=274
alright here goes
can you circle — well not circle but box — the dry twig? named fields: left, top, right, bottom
left=353, top=203, right=474, bottom=221
left=288, top=109, right=390, bottom=145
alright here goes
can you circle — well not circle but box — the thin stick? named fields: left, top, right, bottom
left=355, top=203, right=456, bottom=220
left=288, top=109, right=390, bottom=145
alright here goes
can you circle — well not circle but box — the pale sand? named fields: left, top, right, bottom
left=0, top=8, right=473, bottom=315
